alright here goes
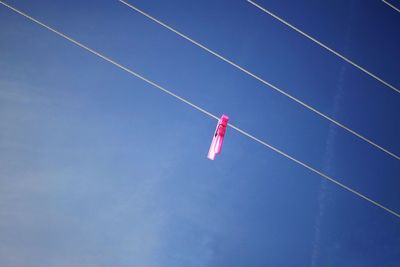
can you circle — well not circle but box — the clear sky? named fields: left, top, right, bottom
left=0, top=0, right=399, bottom=266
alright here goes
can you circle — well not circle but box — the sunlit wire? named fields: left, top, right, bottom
left=0, top=0, right=399, bottom=219
left=247, top=0, right=400, bottom=94
left=382, top=0, right=400, bottom=13
left=118, top=0, right=400, bottom=161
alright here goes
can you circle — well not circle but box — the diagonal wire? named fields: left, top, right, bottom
left=382, top=0, right=400, bottom=13
left=1, top=0, right=399, bottom=219
left=247, top=0, right=400, bottom=94
left=118, top=0, right=400, bottom=161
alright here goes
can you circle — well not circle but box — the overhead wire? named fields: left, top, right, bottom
left=1, top=0, right=399, bottom=219
left=382, top=0, right=400, bottom=13
left=247, top=0, right=400, bottom=94
left=118, top=0, right=400, bottom=161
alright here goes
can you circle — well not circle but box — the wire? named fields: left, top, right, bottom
left=247, top=0, right=400, bottom=94
left=0, top=1, right=218, bottom=122
left=118, top=0, right=400, bottom=161
left=1, top=0, right=399, bottom=219
left=382, top=0, right=400, bottom=13
left=229, top=124, right=400, bottom=219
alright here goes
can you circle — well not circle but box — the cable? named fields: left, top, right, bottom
left=247, top=0, right=400, bottom=94
left=229, top=124, right=400, bottom=219
left=1, top=0, right=399, bottom=219
left=0, top=1, right=218, bottom=122
left=382, top=0, right=400, bottom=13
left=118, top=0, right=400, bottom=161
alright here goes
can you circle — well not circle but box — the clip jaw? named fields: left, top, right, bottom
left=207, top=115, right=229, bottom=160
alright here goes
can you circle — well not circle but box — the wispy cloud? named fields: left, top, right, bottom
left=310, top=57, right=348, bottom=267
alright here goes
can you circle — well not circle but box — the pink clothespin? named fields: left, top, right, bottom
left=207, top=114, right=229, bottom=160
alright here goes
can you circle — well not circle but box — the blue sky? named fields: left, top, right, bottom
left=0, top=0, right=399, bottom=266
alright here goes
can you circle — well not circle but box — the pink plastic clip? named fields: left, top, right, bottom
left=207, top=114, right=229, bottom=160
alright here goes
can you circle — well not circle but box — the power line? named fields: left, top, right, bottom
left=382, top=0, right=400, bottom=13
left=118, top=0, right=400, bottom=161
left=247, top=0, right=400, bottom=94
left=229, top=124, right=400, bottom=219
left=1, top=0, right=399, bottom=219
